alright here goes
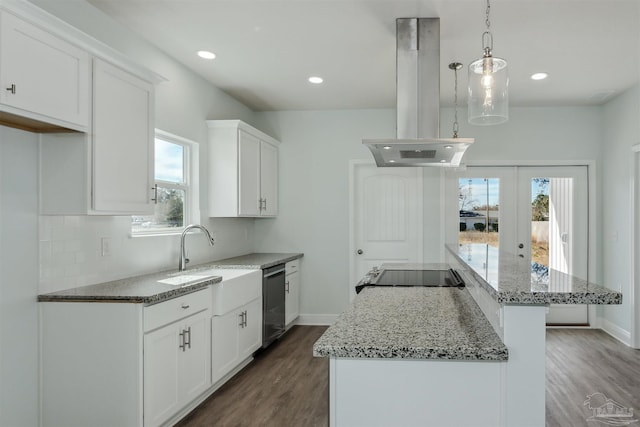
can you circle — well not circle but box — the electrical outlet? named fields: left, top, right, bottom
left=101, top=237, right=111, bottom=257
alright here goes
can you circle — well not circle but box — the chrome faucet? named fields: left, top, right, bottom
left=179, top=224, right=215, bottom=271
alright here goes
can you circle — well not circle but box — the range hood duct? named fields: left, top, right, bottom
left=363, top=18, right=473, bottom=167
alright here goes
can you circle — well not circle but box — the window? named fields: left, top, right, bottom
left=132, top=130, right=199, bottom=235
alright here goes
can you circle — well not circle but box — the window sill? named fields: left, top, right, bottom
left=129, top=229, right=184, bottom=238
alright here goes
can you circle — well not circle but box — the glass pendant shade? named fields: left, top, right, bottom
left=468, top=55, right=508, bottom=125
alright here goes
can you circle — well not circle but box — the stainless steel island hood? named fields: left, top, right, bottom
left=363, top=18, right=473, bottom=167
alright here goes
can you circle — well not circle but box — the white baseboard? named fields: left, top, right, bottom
left=600, top=318, right=631, bottom=346
left=296, top=313, right=339, bottom=326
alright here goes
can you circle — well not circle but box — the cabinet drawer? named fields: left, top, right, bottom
left=285, top=261, right=299, bottom=274
left=144, top=288, right=211, bottom=332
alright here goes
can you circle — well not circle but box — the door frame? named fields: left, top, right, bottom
left=630, top=145, right=640, bottom=348
left=456, top=159, right=598, bottom=326
left=348, top=159, right=424, bottom=301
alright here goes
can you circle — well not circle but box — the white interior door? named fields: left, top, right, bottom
left=350, top=162, right=423, bottom=300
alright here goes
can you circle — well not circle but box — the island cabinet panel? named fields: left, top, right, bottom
left=207, top=120, right=279, bottom=217
left=0, top=10, right=90, bottom=132
left=329, top=358, right=505, bottom=427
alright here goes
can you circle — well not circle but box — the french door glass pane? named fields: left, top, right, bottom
left=458, top=178, right=500, bottom=247
left=530, top=178, right=550, bottom=283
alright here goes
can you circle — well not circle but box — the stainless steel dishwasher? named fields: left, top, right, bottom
left=262, top=264, right=286, bottom=348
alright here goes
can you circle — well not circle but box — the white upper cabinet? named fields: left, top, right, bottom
left=92, top=59, right=154, bottom=213
left=208, top=120, right=279, bottom=217
left=40, top=59, right=155, bottom=215
left=0, top=10, right=90, bottom=132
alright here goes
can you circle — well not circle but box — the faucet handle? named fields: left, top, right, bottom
left=185, top=258, right=190, bottom=265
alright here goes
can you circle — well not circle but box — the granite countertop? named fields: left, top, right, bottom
left=197, top=252, right=303, bottom=269
left=38, top=252, right=303, bottom=304
left=38, top=271, right=221, bottom=304
left=313, top=286, right=508, bottom=361
left=447, top=243, right=622, bottom=305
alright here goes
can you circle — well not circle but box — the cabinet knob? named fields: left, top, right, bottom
left=6, top=84, right=16, bottom=94
left=357, top=249, right=364, bottom=255
left=181, top=303, right=190, bottom=309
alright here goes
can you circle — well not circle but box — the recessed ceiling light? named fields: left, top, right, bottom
left=440, top=160, right=447, bottom=163
left=308, top=76, right=323, bottom=84
left=389, top=160, right=396, bottom=163
left=197, top=50, right=216, bottom=60
left=383, top=146, right=392, bottom=150
left=531, top=72, right=548, bottom=81
left=444, top=145, right=453, bottom=149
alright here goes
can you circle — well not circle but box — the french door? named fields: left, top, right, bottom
left=448, top=166, right=589, bottom=325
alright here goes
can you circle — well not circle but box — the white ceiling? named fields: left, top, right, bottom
left=87, top=0, right=640, bottom=112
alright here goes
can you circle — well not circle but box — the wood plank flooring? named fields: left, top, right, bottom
left=546, top=328, right=640, bottom=427
left=176, top=326, right=639, bottom=427
left=175, top=325, right=328, bottom=427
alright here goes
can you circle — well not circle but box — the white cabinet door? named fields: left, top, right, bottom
left=0, top=11, right=89, bottom=130
left=144, top=323, right=181, bottom=427
left=144, top=308, right=211, bottom=427
left=260, top=141, right=278, bottom=216
left=238, top=298, right=263, bottom=360
left=211, top=309, right=241, bottom=384
left=178, top=311, right=211, bottom=405
left=285, top=270, right=300, bottom=327
left=207, top=120, right=279, bottom=218
left=92, top=58, right=154, bottom=214
left=238, top=130, right=261, bottom=216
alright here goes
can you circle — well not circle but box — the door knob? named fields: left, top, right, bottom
left=518, top=243, right=524, bottom=249
left=357, top=249, right=363, bottom=255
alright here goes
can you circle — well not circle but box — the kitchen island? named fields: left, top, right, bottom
left=313, top=244, right=621, bottom=427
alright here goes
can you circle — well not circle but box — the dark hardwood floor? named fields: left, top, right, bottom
left=176, top=326, right=639, bottom=427
left=175, top=325, right=329, bottom=427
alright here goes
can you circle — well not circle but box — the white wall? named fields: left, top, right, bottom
left=0, top=126, right=39, bottom=427
left=255, top=106, right=604, bottom=318
left=600, top=84, right=640, bottom=342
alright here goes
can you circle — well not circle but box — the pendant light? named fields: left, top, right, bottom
left=449, top=62, right=463, bottom=138
left=468, top=0, right=508, bottom=125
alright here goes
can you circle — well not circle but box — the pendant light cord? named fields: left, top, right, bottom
left=482, top=0, right=494, bottom=56
left=450, top=62, right=462, bottom=138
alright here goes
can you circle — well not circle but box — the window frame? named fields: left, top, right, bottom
left=131, top=129, right=200, bottom=237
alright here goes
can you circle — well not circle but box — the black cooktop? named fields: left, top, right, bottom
left=355, top=269, right=465, bottom=294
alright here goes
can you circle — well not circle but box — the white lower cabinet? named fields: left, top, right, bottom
left=40, top=288, right=212, bottom=427
left=144, top=306, right=211, bottom=427
left=285, top=261, right=301, bottom=327
left=212, top=297, right=262, bottom=384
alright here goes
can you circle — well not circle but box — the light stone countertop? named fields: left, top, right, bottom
left=447, top=243, right=622, bottom=305
left=196, top=252, right=303, bottom=269
left=38, top=252, right=302, bottom=304
left=37, top=271, right=221, bottom=304
left=313, top=286, right=508, bottom=360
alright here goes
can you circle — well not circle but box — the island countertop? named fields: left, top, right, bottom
left=313, top=286, right=508, bottom=361
left=447, top=243, right=622, bottom=305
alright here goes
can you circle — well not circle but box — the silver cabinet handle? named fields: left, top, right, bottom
left=184, top=327, right=191, bottom=349
left=179, top=329, right=186, bottom=351
left=181, top=303, right=190, bottom=309
left=151, top=184, right=158, bottom=204
left=6, top=84, right=15, bottom=94
left=239, top=311, right=245, bottom=328
left=263, top=198, right=267, bottom=211
left=285, top=281, right=290, bottom=294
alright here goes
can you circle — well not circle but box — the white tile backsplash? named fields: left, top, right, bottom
left=39, top=215, right=255, bottom=294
